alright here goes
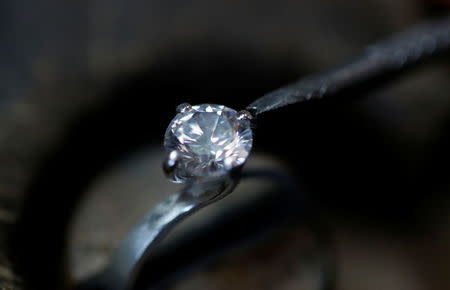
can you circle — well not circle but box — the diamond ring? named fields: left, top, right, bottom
left=78, top=17, right=450, bottom=290
left=84, top=104, right=254, bottom=290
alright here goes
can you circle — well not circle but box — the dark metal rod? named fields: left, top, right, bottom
left=248, top=15, right=450, bottom=115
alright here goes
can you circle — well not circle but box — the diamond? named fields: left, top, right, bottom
left=164, top=104, right=253, bottom=183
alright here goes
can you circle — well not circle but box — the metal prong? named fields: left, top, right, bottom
left=237, top=110, right=253, bottom=120
left=163, top=151, right=179, bottom=180
left=246, top=106, right=257, bottom=117
left=176, top=103, right=192, bottom=113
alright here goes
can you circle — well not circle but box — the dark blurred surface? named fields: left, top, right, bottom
left=0, top=0, right=449, bottom=290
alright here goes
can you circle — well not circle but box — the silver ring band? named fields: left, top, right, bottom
left=85, top=177, right=237, bottom=290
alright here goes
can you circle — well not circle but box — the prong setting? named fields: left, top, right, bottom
left=237, top=110, right=253, bottom=121
left=164, top=104, right=253, bottom=183
left=176, top=103, right=192, bottom=113
left=163, top=150, right=179, bottom=181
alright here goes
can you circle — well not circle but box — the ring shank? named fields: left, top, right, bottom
left=247, top=16, right=450, bottom=115
left=83, top=178, right=236, bottom=290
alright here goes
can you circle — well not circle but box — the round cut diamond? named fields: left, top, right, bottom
left=164, top=104, right=253, bottom=183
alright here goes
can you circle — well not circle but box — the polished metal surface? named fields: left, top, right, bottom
left=162, top=150, right=179, bottom=181
left=247, top=15, right=450, bottom=115
left=89, top=176, right=237, bottom=290
left=176, top=103, right=192, bottom=113
left=78, top=15, right=450, bottom=290
left=237, top=110, right=254, bottom=121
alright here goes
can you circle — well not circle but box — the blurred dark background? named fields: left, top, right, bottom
left=0, top=0, right=449, bottom=289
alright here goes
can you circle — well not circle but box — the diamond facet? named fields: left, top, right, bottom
left=164, top=104, right=253, bottom=183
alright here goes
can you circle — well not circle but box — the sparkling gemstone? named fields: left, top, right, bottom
left=164, top=104, right=253, bottom=183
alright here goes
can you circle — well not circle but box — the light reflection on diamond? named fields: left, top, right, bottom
left=164, top=104, right=253, bottom=183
